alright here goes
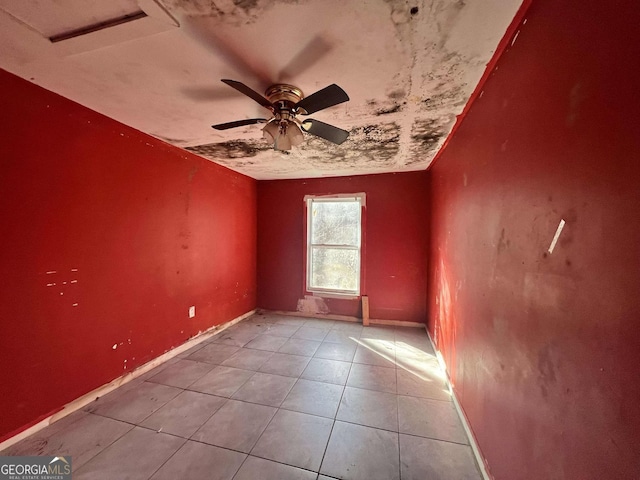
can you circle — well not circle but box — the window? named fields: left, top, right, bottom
left=306, top=194, right=364, bottom=296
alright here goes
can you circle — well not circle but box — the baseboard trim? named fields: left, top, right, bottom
left=370, top=318, right=424, bottom=328
left=0, top=309, right=256, bottom=452
left=424, top=325, right=492, bottom=480
left=259, top=309, right=360, bottom=323
left=259, top=309, right=424, bottom=328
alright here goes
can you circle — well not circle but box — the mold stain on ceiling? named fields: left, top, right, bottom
left=0, top=0, right=523, bottom=179
left=188, top=122, right=401, bottom=178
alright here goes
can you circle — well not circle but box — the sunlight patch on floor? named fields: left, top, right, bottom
left=352, top=337, right=395, bottom=364
left=351, top=337, right=449, bottom=393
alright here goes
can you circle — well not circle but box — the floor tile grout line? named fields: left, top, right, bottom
left=62, top=414, right=136, bottom=474
left=229, top=454, right=251, bottom=480
left=235, top=401, right=281, bottom=475
left=235, top=449, right=332, bottom=476
left=79, top=410, right=465, bottom=479
left=302, top=416, right=398, bottom=436
left=91, top=390, right=462, bottom=444
left=99, top=352, right=443, bottom=416
left=144, top=363, right=218, bottom=391
left=188, top=384, right=241, bottom=439
left=67, top=419, right=146, bottom=474
left=216, top=358, right=300, bottom=461
left=143, top=434, right=188, bottom=480
left=221, top=326, right=344, bottom=478
left=177, top=354, right=447, bottom=399
left=316, top=351, right=355, bottom=476
left=278, top=380, right=344, bottom=420
left=140, top=370, right=257, bottom=441
left=231, top=453, right=327, bottom=479
left=226, top=423, right=265, bottom=480
left=396, top=391, right=454, bottom=404
left=98, top=384, right=185, bottom=427
left=392, top=430, right=473, bottom=447
left=191, top=399, right=279, bottom=478
left=222, top=326, right=370, bottom=342
left=178, top=435, right=248, bottom=455
left=190, top=369, right=257, bottom=417
left=185, top=370, right=346, bottom=392
left=175, top=361, right=256, bottom=375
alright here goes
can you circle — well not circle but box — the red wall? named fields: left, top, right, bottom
left=257, top=172, right=428, bottom=323
left=0, top=70, right=257, bottom=442
left=427, top=1, right=640, bottom=479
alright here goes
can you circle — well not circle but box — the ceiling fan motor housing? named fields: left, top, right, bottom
left=266, top=84, right=306, bottom=127
left=265, top=84, right=304, bottom=105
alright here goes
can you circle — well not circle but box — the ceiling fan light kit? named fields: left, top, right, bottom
left=262, top=120, right=304, bottom=151
left=212, top=79, right=350, bottom=151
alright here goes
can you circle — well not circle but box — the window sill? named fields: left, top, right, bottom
left=307, top=291, right=360, bottom=300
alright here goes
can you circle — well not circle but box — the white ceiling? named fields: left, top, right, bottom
left=0, top=0, right=522, bottom=179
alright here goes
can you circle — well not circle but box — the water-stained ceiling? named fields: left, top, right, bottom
left=0, top=0, right=522, bottom=179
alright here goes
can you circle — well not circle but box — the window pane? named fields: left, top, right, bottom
left=311, top=201, right=360, bottom=245
left=310, top=247, right=358, bottom=291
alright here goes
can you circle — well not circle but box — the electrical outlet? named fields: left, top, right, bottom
left=189, top=306, right=195, bottom=318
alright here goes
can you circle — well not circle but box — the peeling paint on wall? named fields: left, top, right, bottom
left=297, top=295, right=329, bottom=315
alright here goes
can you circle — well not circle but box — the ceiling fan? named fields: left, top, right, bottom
left=211, top=79, right=350, bottom=151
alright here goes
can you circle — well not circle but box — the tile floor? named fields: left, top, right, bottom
left=2, top=314, right=482, bottom=480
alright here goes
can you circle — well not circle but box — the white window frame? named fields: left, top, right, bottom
left=305, top=193, right=365, bottom=297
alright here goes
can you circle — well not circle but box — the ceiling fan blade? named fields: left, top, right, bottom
left=295, top=84, right=349, bottom=115
left=277, top=35, right=333, bottom=83
left=302, top=119, right=349, bottom=144
left=221, top=79, right=273, bottom=110
left=182, top=16, right=273, bottom=87
left=212, top=118, right=268, bottom=130
left=181, top=86, right=238, bottom=101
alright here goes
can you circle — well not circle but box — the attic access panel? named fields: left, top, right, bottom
left=0, top=0, right=142, bottom=39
